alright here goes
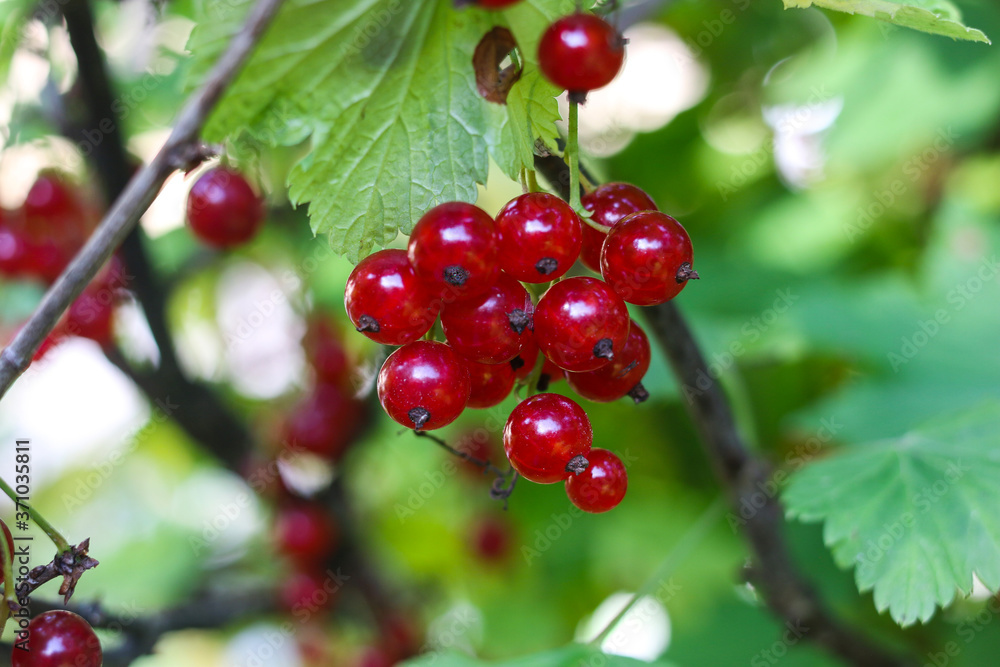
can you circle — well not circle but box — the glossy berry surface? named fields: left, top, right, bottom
left=565, top=448, right=627, bottom=513
left=407, top=202, right=499, bottom=299
left=494, top=193, right=582, bottom=282
left=503, top=393, right=592, bottom=484
left=533, top=276, right=630, bottom=372
left=441, top=272, right=532, bottom=364
left=580, top=183, right=657, bottom=272
left=466, top=359, right=516, bottom=409
left=344, top=249, right=438, bottom=345
left=567, top=319, right=650, bottom=403
left=284, top=384, right=361, bottom=460
left=186, top=166, right=264, bottom=248
left=12, top=610, right=102, bottom=667
left=601, top=210, right=696, bottom=305
left=275, top=503, right=338, bottom=566
left=0, top=519, right=12, bottom=585
left=538, top=13, right=624, bottom=96
left=378, top=341, right=471, bottom=430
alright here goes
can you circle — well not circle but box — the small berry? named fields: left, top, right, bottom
left=64, top=286, right=115, bottom=346
left=186, top=166, right=264, bottom=248
left=280, top=569, right=337, bottom=616
left=466, top=358, right=516, bottom=408
left=284, top=384, right=361, bottom=461
left=305, top=317, right=352, bottom=388
left=407, top=202, right=499, bottom=299
left=470, top=515, right=513, bottom=563
left=494, top=193, right=581, bottom=282
left=580, top=182, right=657, bottom=272
left=533, top=276, right=630, bottom=372
left=567, top=319, right=650, bottom=403
left=600, top=210, right=696, bottom=305
left=378, top=341, right=470, bottom=430
left=12, top=611, right=102, bottom=667
left=565, top=448, right=627, bottom=513
left=441, top=272, right=532, bottom=364
left=538, top=13, right=624, bottom=99
left=275, top=503, right=338, bottom=567
left=503, top=393, right=592, bottom=484
left=345, top=249, right=439, bottom=345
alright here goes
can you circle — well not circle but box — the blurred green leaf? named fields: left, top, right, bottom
left=404, top=644, right=678, bottom=667
left=783, top=0, right=990, bottom=42
left=784, top=402, right=1000, bottom=625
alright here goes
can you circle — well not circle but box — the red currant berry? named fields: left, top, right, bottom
left=0, top=226, right=30, bottom=277
left=466, top=359, right=515, bottom=408
left=475, top=0, right=522, bottom=8
left=538, top=13, right=624, bottom=100
left=378, top=341, right=470, bottom=430
left=284, top=384, right=361, bottom=461
left=280, top=569, right=336, bottom=615
left=600, top=211, right=697, bottom=305
left=567, top=319, right=650, bottom=403
left=565, top=448, right=627, bottom=513
left=441, top=272, right=532, bottom=363
left=65, top=286, right=115, bottom=346
left=344, top=249, right=439, bottom=345
left=275, top=503, right=338, bottom=567
left=470, top=515, right=513, bottom=563
left=509, top=332, right=540, bottom=380
left=407, top=202, right=499, bottom=299
left=186, top=166, right=264, bottom=248
left=533, top=276, right=630, bottom=372
left=12, top=611, right=102, bottom=667
left=503, top=393, right=591, bottom=484
left=24, top=173, right=88, bottom=242
left=580, top=183, right=657, bottom=272
left=0, top=519, right=13, bottom=585
left=495, top=193, right=582, bottom=282
left=305, top=317, right=352, bottom=388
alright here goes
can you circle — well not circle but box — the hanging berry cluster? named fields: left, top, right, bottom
left=345, top=182, right=695, bottom=514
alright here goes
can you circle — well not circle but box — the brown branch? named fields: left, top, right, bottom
left=0, top=0, right=287, bottom=400
left=534, top=156, right=916, bottom=667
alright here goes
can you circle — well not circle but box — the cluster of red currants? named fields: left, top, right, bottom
left=344, top=183, right=694, bottom=513
left=0, top=173, right=128, bottom=357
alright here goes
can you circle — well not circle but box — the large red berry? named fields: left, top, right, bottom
left=580, top=183, right=657, bottom=272
left=186, top=166, right=264, bottom=248
left=407, top=202, right=499, bottom=299
left=538, top=13, right=624, bottom=98
left=567, top=319, right=650, bottom=403
left=378, top=341, right=470, bottom=430
left=533, top=276, right=630, bottom=372
left=565, top=448, right=627, bottom=513
left=503, top=393, right=591, bottom=484
left=275, top=503, right=338, bottom=567
left=284, top=384, right=361, bottom=461
left=600, top=211, right=696, bottom=305
left=441, top=272, right=532, bottom=364
left=466, top=359, right=516, bottom=408
left=12, top=611, right=102, bottom=667
left=495, top=193, right=581, bottom=282
left=344, top=249, right=439, bottom=345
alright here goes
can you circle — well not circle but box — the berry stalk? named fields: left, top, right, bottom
left=0, top=477, right=71, bottom=552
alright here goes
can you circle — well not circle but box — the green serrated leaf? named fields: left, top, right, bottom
left=403, top=645, right=678, bottom=667
left=186, top=0, right=569, bottom=262
left=783, top=0, right=990, bottom=43
left=784, top=402, right=1000, bottom=626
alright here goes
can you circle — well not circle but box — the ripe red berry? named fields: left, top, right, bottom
left=0, top=226, right=30, bottom=277
left=378, top=341, right=471, bottom=430
left=533, top=276, right=630, bottom=372
left=538, top=13, right=624, bottom=99
left=344, top=249, right=439, bottom=345
left=0, top=519, right=13, bottom=585
left=275, top=503, right=338, bottom=567
left=12, top=610, right=102, bottom=667
left=600, top=211, right=696, bottom=305
left=64, top=286, right=115, bottom=346
left=466, top=359, right=516, bottom=408
left=580, top=183, right=657, bottom=272
left=470, top=515, right=513, bottom=563
left=186, top=166, right=264, bottom=248
left=441, top=272, right=532, bottom=364
left=567, top=319, right=650, bottom=403
left=503, top=393, right=591, bottom=484
left=284, top=384, right=361, bottom=461
left=280, top=569, right=337, bottom=616
left=305, top=317, right=352, bottom=388
left=495, top=193, right=582, bottom=282
left=565, top=448, right=627, bottom=513
left=407, top=202, right=499, bottom=299
left=24, top=173, right=91, bottom=245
